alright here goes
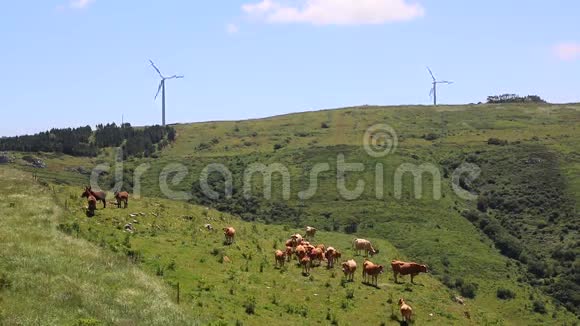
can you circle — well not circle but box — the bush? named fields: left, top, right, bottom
left=244, top=297, right=256, bottom=315
left=487, top=138, right=508, bottom=146
left=321, top=122, right=330, bottom=129
left=532, top=300, right=547, bottom=314
left=496, top=288, right=516, bottom=300
left=458, top=281, right=478, bottom=299
left=345, top=289, right=354, bottom=299
left=273, top=144, right=284, bottom=150
left=423, top=133, right=440, bottom=141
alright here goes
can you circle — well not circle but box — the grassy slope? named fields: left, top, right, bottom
left=0, top=166, right=192, bottom=325
left=4, top=103, right=579, bottom=324
left=51, top=184, right=573, bottom=325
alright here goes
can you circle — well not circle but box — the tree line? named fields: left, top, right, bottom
left=0, top=123, right=176, bottom=158
left=486, top=94, right=547, bottom=104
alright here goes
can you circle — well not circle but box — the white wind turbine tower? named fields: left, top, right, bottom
left=150, top=60, right=184, bottom=126
left=427, top=67, right=453, bottom=106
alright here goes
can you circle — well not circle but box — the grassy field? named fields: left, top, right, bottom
left=50, top=183, right=576, bottom=325
left=3, top=103, right=579, bottom=324
left=0, top=166, right=192, bottom=325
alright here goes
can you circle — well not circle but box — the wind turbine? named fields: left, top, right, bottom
left=149, top=60, right=183, bottom=126
left=427, top=67, right=453, bottom=106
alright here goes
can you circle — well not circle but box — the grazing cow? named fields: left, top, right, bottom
left=295, top=245, right=307, bottom=260
left=81, top=186, right=106, bottom=208
left=309, top=247, right=325, bottom=266
left=291, top=233, right=303, bottom=247
left=362, top=259, right=374, bottom=283
left=285, top=246, right=293, bottom=262
left=333, top=250, right=342, bottom=266
left=114, top=191, right=129, bottom=208
left=399, top=298, right=413, bottom=322
left=274, top=250, right=286, bottom=268
left=341, top=259, right=357, bottom=282
left=300, top=256, right=311, bottom=275
left=305, top=226, right=317, bottom=239
left=303, top=242, right=315, bottom=254
left=223, top=227, right=236, bottom=245
left=391, top=260, right=428, bottom=284
left=316, top=244, right=326, bottom=253
left=352, top=238, right=378, bottom=257
left=364, top=263, right=384, bottom=287
left=285, top=239, right=294, bottom=248
left=366, top=265, right=384, bottom=287
left=325, top=247, right=336, bottom=268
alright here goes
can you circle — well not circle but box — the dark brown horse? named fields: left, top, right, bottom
left=86, top=195, right=97, bottom=217
left=114, top=191, right=129, bottom=208
left=81, top=186, right=106, bottom=208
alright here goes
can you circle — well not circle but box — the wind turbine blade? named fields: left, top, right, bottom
left=166, top=75, right=184, bottom=80
left=154, top=80, right=163, bottom=100
left=427, top=66, right=436, bottom=81
left=429, top=87, right=434, bottom=97
left=149, top=59, right=163, bottom=78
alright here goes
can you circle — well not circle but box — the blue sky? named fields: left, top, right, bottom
left=1, top=0, right=579, bottom=137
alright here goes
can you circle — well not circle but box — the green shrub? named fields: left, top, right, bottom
left=423, top=133, right=439, bottom=141
left=487, top=138, right=508, bottom=146
left=533, top=300, right=547, bottom=314
left=460, top=282, right=478, bottom=299
left=496, top=288, right=516, bottom=300
left=244, top=297, right=256, bottom=315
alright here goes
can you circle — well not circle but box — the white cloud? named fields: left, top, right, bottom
left=226, top=23, right=240, bottom=35
left=554, top=42, right=580, bottom=61
left=69, top=0, right=96, bottom=9
left=242, top=0, right=425, bottom=25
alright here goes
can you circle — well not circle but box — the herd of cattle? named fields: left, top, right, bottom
left=222, top=225, right=427, bottom=322
left=79, top=187, right=423, bottom=322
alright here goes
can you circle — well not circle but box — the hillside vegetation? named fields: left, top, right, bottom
left=4, top=103, right=579, bottom=324
left=51, top=183, right=574, bottom=325
left=0, top=167, right=190, bottom=325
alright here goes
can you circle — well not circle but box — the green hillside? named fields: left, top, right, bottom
left=50, top=182, right=574, bottom=325
left=3, top=103, right=579, bottom=324
left=0, top=167, right=191, bottom=325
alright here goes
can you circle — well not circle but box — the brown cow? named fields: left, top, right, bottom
left=86, top=195, right=97, bottom=217
left=295, top=245, right=307, bottom=261
left=362, top=258, right=373, bottom=283
left=301, top=256, right=311, bottom=275
left=333, top=250, right=342, bottom=266
left=391, top=260, right=428, bottom=284
left=274, top=250, right=286, bottom=268
left=285, top=239, right=294, bottom=248
left=305, top=226, right=317, bottom=239
left=114, top=191, right=129, bottom=208
left=399, top=298, right=413, bottom=322
left=223, top=227, right=236, bottom=245
left=316, top=244, right=326, bottom=253
left=341, top=259, right=357, bottom=282
left=285, top=246, right=293, bottom=262
left=309, top=247, right=325, bottom=266
left=363, top=260, right=384, bottom=287
left=291, top=233, right=303, bottom=247
left=325, top=247, right=336, bottom=268
left=352, top=238, right=378, bottom=257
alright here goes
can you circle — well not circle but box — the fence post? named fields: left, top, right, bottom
left=177, top=282, right=180, bottom=304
